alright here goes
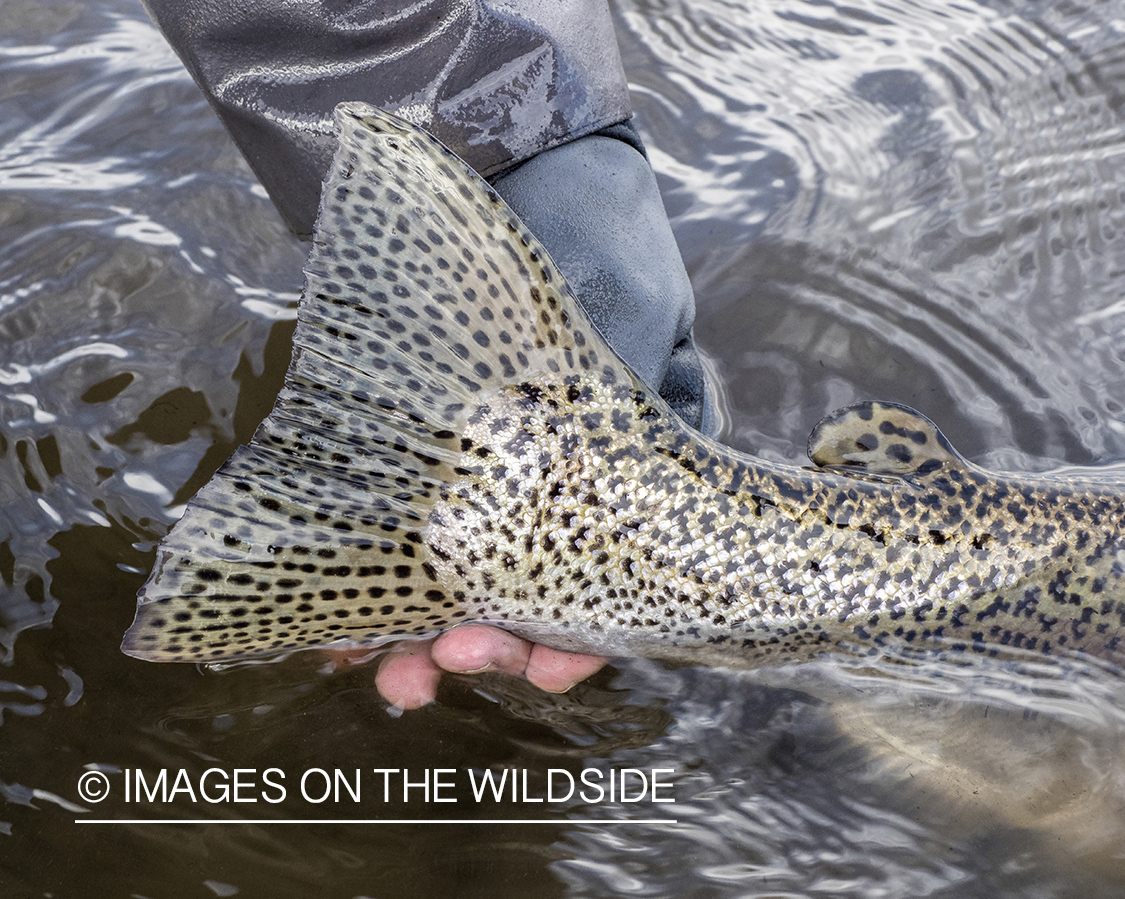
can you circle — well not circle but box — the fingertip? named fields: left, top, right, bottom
left=525, top=645, right=609, bottom=693
left=430, top=625, right=531, bottom=677
left=375, top=641, right=443, bottom=710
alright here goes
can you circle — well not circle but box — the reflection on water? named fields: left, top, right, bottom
left=625, top=0, right=1125, bottom=469
left=3, top=0, right=1125, bottom=895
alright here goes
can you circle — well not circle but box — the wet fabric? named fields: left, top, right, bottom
left=141, top=0, right=633, bottom=238
left=141, top=0, right=709, bottom=428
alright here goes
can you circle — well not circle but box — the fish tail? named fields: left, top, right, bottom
left=122, top=102, right=629, bottom=662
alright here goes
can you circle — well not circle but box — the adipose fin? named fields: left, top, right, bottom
left=807, top=401, right=971, bottom=480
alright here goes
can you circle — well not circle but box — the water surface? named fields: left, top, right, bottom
left=3, top=0, right=1125, bottom=895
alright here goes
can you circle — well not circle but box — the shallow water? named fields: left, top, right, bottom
left=4, top=0, right=1125, bottom=895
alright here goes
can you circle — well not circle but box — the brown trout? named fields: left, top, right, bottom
left=123, top=103, right=1125, bottom=667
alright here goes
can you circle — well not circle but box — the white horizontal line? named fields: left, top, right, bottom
left=75, top=818, right=676, bottom=825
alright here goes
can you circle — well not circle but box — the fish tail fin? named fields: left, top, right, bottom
left=122, top=102, right=631, bottom=663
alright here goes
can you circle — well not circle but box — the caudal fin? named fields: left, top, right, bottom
left=122, top=102, right=631, bottom=662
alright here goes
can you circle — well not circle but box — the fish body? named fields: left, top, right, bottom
left=431, top=387, right=1125, bottom=666
left=123, top=103, right=1125, bottom=666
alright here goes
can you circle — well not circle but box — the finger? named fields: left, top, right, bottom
left=322, top=645, right=379, bottom=666
left=429, top=625, right=532, bottom=677
left=525, top=644, right=609, bottom=693
left=374, top=640, right=443, bottom=710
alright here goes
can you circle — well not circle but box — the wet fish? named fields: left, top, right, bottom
left=123, top=102, right=1125, bottom=667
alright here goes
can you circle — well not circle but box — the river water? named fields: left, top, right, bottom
left=4, top=0, right=1125, bottom=895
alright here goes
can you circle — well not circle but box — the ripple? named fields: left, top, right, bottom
left=616, top=0, right=1125, bottom=473
left=0, top=1, right=303, bottom=703
left=5, top=0, right=1125, bottom=896
left=554, top=652, right=1125, bottom=897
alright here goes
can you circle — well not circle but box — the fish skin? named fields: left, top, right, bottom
left=122, top=102, right=1125, bottom=667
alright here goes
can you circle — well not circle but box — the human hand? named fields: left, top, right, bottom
left=327, top=625, right=608, bottom=710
